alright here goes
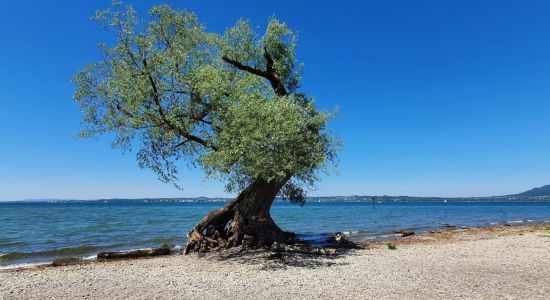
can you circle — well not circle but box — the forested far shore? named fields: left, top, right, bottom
left=5, top=195, right=550, bottom=203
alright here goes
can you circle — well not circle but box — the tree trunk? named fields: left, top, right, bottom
left=183, top=177, right=295, bottom=254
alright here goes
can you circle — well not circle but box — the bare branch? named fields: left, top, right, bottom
left=222, top=50, right=288, bottom=96
left=222, top=55, right=269, bottom=78
left=171, top=140, right=190, bottom=150
left=264, top=47, right=274, bottom=73
left=141, top=57, right=219, bottom=151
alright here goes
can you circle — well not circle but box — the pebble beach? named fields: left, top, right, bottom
left=1, top=224, right=549, bottom=299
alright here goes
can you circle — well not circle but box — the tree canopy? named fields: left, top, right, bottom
left=73, top=3, right=339, bottom=204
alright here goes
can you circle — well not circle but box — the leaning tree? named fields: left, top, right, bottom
left=73, top=3, right=339, bottom=254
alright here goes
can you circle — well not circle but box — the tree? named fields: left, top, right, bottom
left=73, top=3, right=339, bottom=254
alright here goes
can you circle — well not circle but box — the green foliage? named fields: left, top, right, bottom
left=73, top=2, right=340, bottom=201
left=279, top=181, right=307, bottom=206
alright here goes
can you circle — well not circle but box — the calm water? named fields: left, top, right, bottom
left=1, top=201, right=550, bottom=267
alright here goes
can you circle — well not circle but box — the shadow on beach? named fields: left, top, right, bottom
left=205, top=247, right=354, bottom=270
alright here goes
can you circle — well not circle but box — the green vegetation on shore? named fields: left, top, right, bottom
left=11, top=185, right=550, bottom=203
left=11, top=195, right=550, bottom=203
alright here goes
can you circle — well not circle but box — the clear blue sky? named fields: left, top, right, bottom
left=1, top=0, right=550, bottom=200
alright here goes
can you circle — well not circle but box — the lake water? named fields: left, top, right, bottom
left=1, top=201, right=550, bottom=268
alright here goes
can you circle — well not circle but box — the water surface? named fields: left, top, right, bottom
left=1, top=201, right=549, bottom=267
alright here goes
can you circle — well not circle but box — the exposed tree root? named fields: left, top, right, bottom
left=183, top=178, right=297, bottom=255
left=270, top=242, right=338, bottom=256
left=182, top=178, right=367, bottom=256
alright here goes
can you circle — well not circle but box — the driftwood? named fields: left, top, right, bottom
left=271, top=242, right=338, bottom=256
left=327, top=232, right=348, bottom=244
left=393, top=229, right=415, bottom=237
left=97, top=246, right=171, bottom=260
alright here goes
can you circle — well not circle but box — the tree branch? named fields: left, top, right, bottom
left=222, top=55, right=269, bottom=78
left=140, top=58, right=219, bottom=151
left=171, top=140, right=191, bottom=150
left=222, top=49, right=288, bottom=96
left=264, top=47, right=274, bottom=73
left=163, top=88, right=190, bottom=94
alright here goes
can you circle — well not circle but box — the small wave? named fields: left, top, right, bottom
left=0, top=245, right=112, bottom=261
left=341, top=230, right=361, bottom=236
left=506, top=220, right=524, bottom=224
left=0, top=262, right=50, bottom=271
left=378, top=233, right=400, bottom=239
left=0, top=241, right=27, bottom=247
left=137, top=237, right=179, bottom=246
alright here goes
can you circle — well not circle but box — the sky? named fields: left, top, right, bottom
left=1, top=0, right=550, bottom=200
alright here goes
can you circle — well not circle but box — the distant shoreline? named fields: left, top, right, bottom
left=4, top=196, right=550, bottom=203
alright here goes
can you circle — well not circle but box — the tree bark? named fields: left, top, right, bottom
left=183, top=177, right=295, bottom=254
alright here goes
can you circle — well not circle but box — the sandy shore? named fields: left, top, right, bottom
left=1, top=224, right=549, bottom=299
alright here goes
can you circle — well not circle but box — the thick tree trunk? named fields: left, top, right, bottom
left=183, top=177, right=295, bottom=254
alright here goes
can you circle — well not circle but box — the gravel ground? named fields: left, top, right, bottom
left=1, top=225, right=549, bottom=299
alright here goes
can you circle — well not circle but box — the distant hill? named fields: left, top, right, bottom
left=512, top=185, right=550, bottom=197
